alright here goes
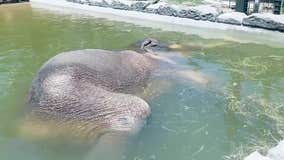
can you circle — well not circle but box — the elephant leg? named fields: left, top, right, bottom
left=84, top=132, right=128, bottom=160
left=137, top=78, right=173, bottom=102
left=175, top=70, right=209, bottom=85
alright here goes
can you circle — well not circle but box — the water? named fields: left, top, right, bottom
left=0, top=3, right=284, bottom=160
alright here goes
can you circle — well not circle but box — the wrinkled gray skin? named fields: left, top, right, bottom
left=28, top=49, right=158, bottom=141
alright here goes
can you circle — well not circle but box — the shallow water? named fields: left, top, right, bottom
left=0, top=3, right=283, bottom=160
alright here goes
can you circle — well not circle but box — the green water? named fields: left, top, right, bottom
left=0, top=4, right=284, bottom=160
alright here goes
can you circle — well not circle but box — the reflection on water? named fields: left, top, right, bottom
left=0, top=3, right=283, bottom=160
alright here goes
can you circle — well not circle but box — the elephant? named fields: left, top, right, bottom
left=24, top=49, right=159, bottom=141
left=22, top=39, right=209, bottom=145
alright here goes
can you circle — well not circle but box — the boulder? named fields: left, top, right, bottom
left=110, top=0, right=133, bottom=10
left=87, top=0, right=110, bottom=7
left=245, top=140, right=284, bottom=160
left=156, top=4, right=178, bottom=17
left=67, top=0, right=87, bottom=4
left=175, top=6, right=190, bottom=18
left=243, top=13, right=284, bottom=32
left=148, top=4, right=219, bottom=21
left=267, top=140, right=284, bottom=160
left=176, top=6, right=201, bottom=20
left=190, top=5, right=219, bottom=21
left=66, top=0, right=80, bottom=4
left=176, top=5, right=219, bottom=21
left=145, top=2, right=167, bottom=14
left=130, top=1, right=150, bottom=11
left=244, top=151, right=272, bottom=160
left=217, top=12, right=247, bottom=25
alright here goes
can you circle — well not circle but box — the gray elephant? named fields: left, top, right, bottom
left=24, top=49, right=159, bottom=141
left=22, top=39, right=208, bottom=144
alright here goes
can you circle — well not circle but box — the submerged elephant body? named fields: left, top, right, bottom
left=27, top=49, right=157, bottom=140
left=26, top=40, right=209, bottom=141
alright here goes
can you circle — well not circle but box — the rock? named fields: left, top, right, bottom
left=169, top=6, right=199, bottom=20
left=243, top=13, right=284, bottom=32
left=110, top=0, right=133, bottom=10
left=267, top=140, right=284, bottom=160
left=191, top=5, right=219, bottom=22
left=68, top=0, right=219, bottom=22
left=66, top=0, right=80, bottom=4
left=148, top=4, right=219, bottom=21
left=175, top=6, right=190, bottom=18
left=176, top=5, right=219, bottom=21
left=245, top=140, right=284, bottom=160
left=67, top=0, right=87, bottom=4
left=217, top=12, right=247, bottom=25
left=244, top=151, right=272, bottom=160
left=187, top=7, right=203, bottom=20
left=156, top=4, right=178, bottom=17
left=130, top=1, right=150, bottom=11
left=87, top=0, right=110, bottom=7
left=145, top=2, right=167, bottom=14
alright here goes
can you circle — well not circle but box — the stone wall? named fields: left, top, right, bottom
left=66, top=0, right=284, bottom=32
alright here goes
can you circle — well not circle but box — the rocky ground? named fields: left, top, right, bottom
left=66, top=0, right=284, bottom=32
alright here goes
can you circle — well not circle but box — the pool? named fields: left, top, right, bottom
left=0, top=3, right=283, bottom=160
